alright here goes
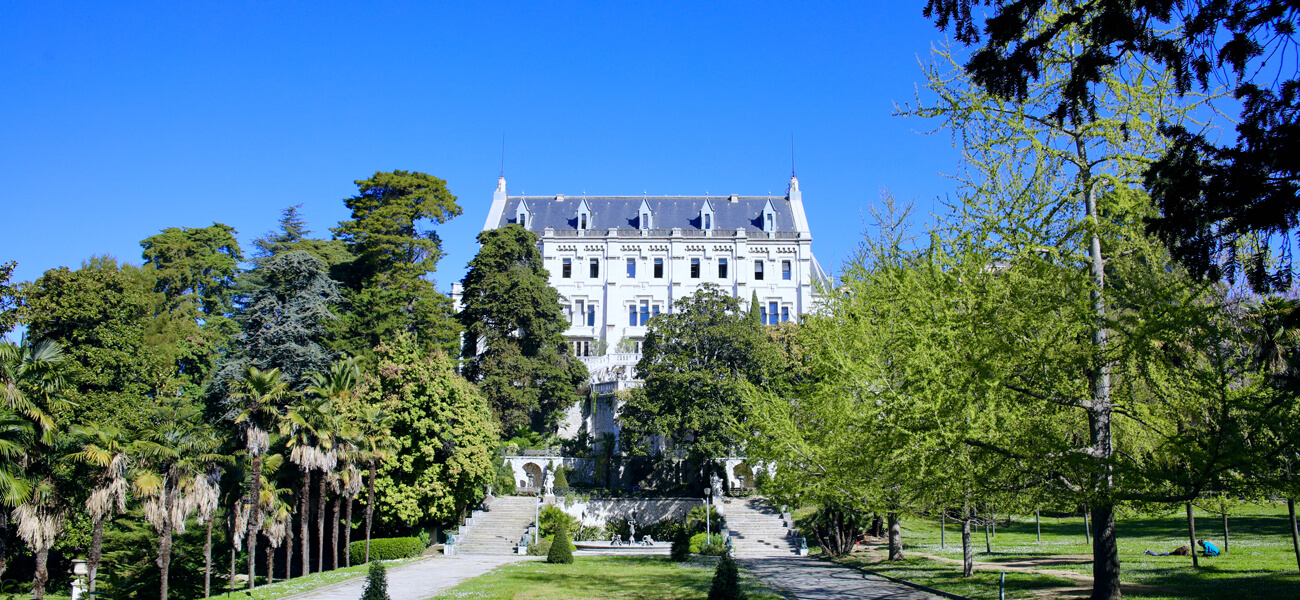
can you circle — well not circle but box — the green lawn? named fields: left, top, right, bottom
left=835, top=503, right=1300, bottom=600
left=427, top=556, right=786, bottom=600
left=207, top=558, right=419, bottom=600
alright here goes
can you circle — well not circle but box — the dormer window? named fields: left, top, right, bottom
left=761, top=199, right=777, bottom=232
left=637, top=199, right=654, bottom=230
left=577, top=199, right=592, bottom=231
left=700, top=199, right=715, bottom=231
left=518, top=212, right=527, bottom=227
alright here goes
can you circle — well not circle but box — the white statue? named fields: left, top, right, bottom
left=543, top=466, right=554, bottom=496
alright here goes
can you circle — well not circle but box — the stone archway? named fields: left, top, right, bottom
left=732, top=462, right=754, bottom=490
left=522, top=462, right=543, bottom=491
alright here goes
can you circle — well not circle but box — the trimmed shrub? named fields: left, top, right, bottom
left=361, top=561, right=390, bottom=600
left=687, top=505, right=725, bottom=534
left=539, top=504, right=576, bottom=538
left=707, top=552, right=745, bottom=600
left=527, top=537, right=553, bottom=556
left=349, top=537, right=424, bottom=565
left=546, top=521, right=575, bottom=564
left=670, top=529, right=691, bottom=562
left=553, top=466, right=569, bottom=489
left=690, top=532, right=727, bottom=555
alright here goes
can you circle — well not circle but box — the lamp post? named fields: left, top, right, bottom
left=705, top=487, right=713, bottom=547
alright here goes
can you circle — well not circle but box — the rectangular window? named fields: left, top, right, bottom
left=718, top=258, right=728, bottom=278
left=590, top=258, right=600, bottom=278
left=781, top=306, right=790, bottom=323
left=769, top=302, right=778, bottom=325
left=629, top=305, right=637, bottom=326
left=639, top=300, right=650, bottom=326
left=587, top=304, right=596, bottom=327
left=575, top=300, right=585, bottom=326
left=690, top=258, right=700, bottom=278
left=760, top=303, right=767, bottom=323
left=754, top=260, right=764, bottom=280
left=782, top=260, right=792, bottom=280
left=581, top=341, right=590, bottom=357
left=652, top=305, right=661, bottom=318
left=562, top=258, right=572, bottom=278
left=766, top=214, right=773, bottom=231
left=704, top=214, right=712, bottom=229
left=654, top=258, right=664, bottom=278
left=580, top=214, right=588, bottom=230
left=627, top=258, right=636, bottom=278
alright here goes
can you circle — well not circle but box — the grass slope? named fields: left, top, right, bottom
left=207, top=558, right=419, bottom=600
left=427, top=556, right=785, bottom=600
left=835, top=503, right=1300, bottom=600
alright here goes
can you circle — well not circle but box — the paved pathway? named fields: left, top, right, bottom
left=741, top=556, right=947, bottom=600
left=282, top=555, right=531, bottom=600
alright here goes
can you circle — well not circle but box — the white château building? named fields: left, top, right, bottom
left=454, top=175, right=828, bottom=446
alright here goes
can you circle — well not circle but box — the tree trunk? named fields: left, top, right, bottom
left=285, top=514, right=294, bottom=580
left=228, top=540, right=236, bottom=594
left=1036, top=507, right=1042, bottom=543
left=248, top=454, right=264, bottom=590
left=204, top=519, right=213, bottom=598
left=1091, top=503, right=1121, bottom=600
left=961, top=514, right=973, bottom=577
left=990, top=507, right=996, bottom=538
left=940, top=511, right=945, bottom=549
left=345, top=495, right=354, bottom=568
left=1288, top=499, right=1300, bottom=574
left=331, top=497, right=341, bottom=570
left=984, top=514, right=992, bottom=553
left=89, top=516, right=105, bottom=594
left=1222, top=512, right=1229, bottom=555
left=33, top=547, right=49, bottom=600
left=157, top=523, right=173, bottom=600
left=1083, top=503, right=1091, bottom=545
left=1186, top=502, right=1200, bottom=569
left=887, top=513, right=903, bottom=561
left=300, top=470, right=311, bottom=576
left=366, top=462, right=377, bottom=563
left=317, top=475, right=328, bottom=573
left=0, top=510, right=7, bottom=578
left=266, top=540, right=275, bottom=584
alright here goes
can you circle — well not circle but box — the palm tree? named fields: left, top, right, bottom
left=255, top=453, right=292, bottom=585
left=304, top=359, right=359, bottom=571
left=230, top=366, right=291, bottom=588
left=14, top=477, right=65, bottom=600
left=66, top=423, right=134, bottom=595
left=356, top=405, right=394, bottom=563
left=133, top=404, right=229, bottom=600
left=329, top=456, right=362, bottom=569
left=282, top=393, right=336, bottom=575
left=0, top=338, right=65, bottom=578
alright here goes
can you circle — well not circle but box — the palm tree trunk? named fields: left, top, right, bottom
left=247, top=454, right=264, bottom=590
left=157, top=523, right=173, bottom=600
left=300, top=470, right=311, bottom=576
left=204, top=518, right=213, bottom=598
left=366, top=462, right=377, bottom=563
left=33, top=547, right=49, bottom=600
left=265, top=540, right=275, bottom=584
left=0, top=510, right=7, bottom=577
left=285, top=513, right=294, bottom=580
left=228, top=536, right=236, bottom=594
left=317, top=475, right=328, bottom=573
left=331, top=496, right=341, bottom=570
left=89, top=517, right=105, bottom=594
left=345, top=495, right=354, bottom=567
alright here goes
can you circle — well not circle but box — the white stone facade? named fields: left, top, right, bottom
left=455, top=176, right=826, bottom=446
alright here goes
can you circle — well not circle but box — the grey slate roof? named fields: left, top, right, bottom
left=497, top=196, right=797, bottom=232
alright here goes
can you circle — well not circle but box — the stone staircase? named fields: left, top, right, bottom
left=449, top=496, right=537, bottom=555
left=722, top=497, right=800, bottom=557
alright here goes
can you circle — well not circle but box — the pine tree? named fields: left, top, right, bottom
left=360, top=561, right=389, bottom=600
left=670, top=528, right=691, bottom=562
left=707, top=552, right=745, bottom=600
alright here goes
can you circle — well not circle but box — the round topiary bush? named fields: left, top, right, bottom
left=546, top=521, right=575, bottom=564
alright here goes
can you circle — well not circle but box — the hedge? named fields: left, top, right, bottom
left=689, top=532, right=727, bottom=556
left=349, top=537, right=424, bottom=564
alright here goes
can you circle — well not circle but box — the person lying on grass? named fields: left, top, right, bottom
left=1144, top=546, right=1191, bottom=556
left=1197, top=539, right=1220, bottom=557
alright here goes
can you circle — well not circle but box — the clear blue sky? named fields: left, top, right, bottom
left=2, top=1, right=961, bottom=296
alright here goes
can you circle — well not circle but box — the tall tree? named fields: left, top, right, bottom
left=305, top=359, right=361, bottom=570
left=133, top=403, right=227, bottom=600
left=331, top=171, right=463, bottom=360
left=924, top=0, right=1300, bottom=291
left=354, top=406, right=394, bottom=563
left=620, top=284, right=785, bottom=487
left=282, top=393, right=337, bottom=575
left=23, top=257, right=179, bottom=426
left=365, top=333, right=497, bottom=526
left=0, top=338, right=62, bottom=578
left=458, top=224, right=588, bottom=432
left=229, top=366, right=291, bottom=589
left=67, top=423, right=134, bottom=595
left=0, top=261, right=20, bottom=338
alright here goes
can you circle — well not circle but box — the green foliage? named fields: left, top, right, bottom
left=707, top=552, right=745, bottom=600
left=621, top=284, right=786, bottom=467
left=552, top=466, right=569, bottom=489
left=331, top=171, right=463, bottom=361
left=689, top=532, right=727, bottom=556
left=349, top=537, right=424, bottom=565
left=526, top=536, right=552, bottom=556
left=367, top=333, right=498, bottom=525
left=545, top=521, right=574, bottom=564
left=360, top=560, right=390, bottom=600
left=539, top=505, right=575, bottom=538
left=238, top=250, right=339, bottom=387
left=458, top=224, right=587, bottom=433
left=250, top=205, right=352, bottom=271
left=140, top=223, right=243, bottom=320
left=805, top=502, right=869, bottom=558
left=0, top=260, right=21, bottom=337
left=100, top=507, right=224, bottom=600
left=687, top=505, right=724, bottom=534
left=22, top=257, right=179, bottom=426
left=670, top=528, right=691, bottom=562
left=493, top=460, right=517, bottom=495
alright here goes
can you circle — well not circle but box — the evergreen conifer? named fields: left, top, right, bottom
left=361, top=561, right=389, bottom=600
left=670, top=528, right=691, bottom=562
left=707, top=552, right=745, bottom=600
left=546, top=521, right=574, bottom=564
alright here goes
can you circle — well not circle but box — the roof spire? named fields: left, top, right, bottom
left=790, top=131, right=796, bottom=177
left=499, top=132, right=506, bottom=178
